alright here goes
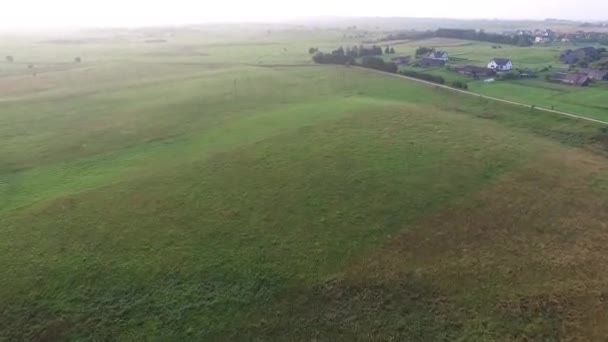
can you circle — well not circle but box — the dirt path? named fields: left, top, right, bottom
left=353, top=66, right=608, bottom=126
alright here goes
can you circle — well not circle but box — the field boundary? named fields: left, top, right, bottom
left=353, top=66, right=608, bottom=126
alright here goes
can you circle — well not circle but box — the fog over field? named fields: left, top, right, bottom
left=3, top=0, right=608, bottom=28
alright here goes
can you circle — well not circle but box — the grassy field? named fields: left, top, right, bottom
left=3, top=25, right=608, bottom=340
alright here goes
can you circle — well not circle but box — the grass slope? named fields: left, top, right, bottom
left=2, top=30, right=608, bottom=340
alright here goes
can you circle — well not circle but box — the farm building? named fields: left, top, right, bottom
left=550, top=72, right=591, bottom=86
left=391, top=56, right=411, bottom=65
left=487, top=58, right=513, bottom=71
left=428, top=50, right=449, bottom=61
left=417, top=57, right=446, bottom=67
left=451, top=65, right=495, bottom=78
left=578, top=68, right=608, bottom=80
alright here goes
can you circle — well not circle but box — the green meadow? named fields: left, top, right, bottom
left=2, top=25, right=608, bottom=340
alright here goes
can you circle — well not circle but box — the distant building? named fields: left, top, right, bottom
left=417, top=57, right=446, bottom=67
left=428, top=50, right=449, bottom=61
left=391, top=56, right=411, bottom=65
left=579, top=68, right=608, bottom=80
left=451, top=65, right=495, bottom=78
left=487, top=58, right=513, bottom=71
left=550, top=72, right=591, bottom=86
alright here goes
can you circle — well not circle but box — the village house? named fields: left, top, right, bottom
left=535, top=36, right=551, bottom=43
left=391, top=56, right=411, bottom=65
left=451, top=65, right=495, bottom=78
left=487, top=58, right=513, bottom=71
left=417, top=57, right=446, bottom=67
left=428, top=50, right=449, bottom=61
left=578, top=68, right=608, bottom=80
left=550, top=72, right=591, bottom=86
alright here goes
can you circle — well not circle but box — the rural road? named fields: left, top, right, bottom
left=353, top=66, right=608, bottom=126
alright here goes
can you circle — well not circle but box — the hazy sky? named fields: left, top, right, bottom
left=3, top=0, right=608, bottom=28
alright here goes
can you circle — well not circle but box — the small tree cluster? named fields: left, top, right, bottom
left=360, top=57, right=398, bottom=73
left=415, top=47, right=434, bottom=56
left=5, top=55, right=13, bottom=62
left=384, top=46, right=396, bottom=54
left=308, top=47, right=319, bottom=54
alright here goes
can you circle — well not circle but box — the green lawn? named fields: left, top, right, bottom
left=3, top=27, right=608, bottom=341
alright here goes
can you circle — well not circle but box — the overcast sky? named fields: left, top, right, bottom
left=3, top=0, right=608, bottom=28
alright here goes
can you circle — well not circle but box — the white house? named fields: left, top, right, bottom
left=428, top=50, right=449, bottom=61
left=487, top=58, right=513, bottom=71
left=535, top=36, right=551, bottom=43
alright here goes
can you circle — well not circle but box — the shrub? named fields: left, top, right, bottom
left=399, top=70, right=445, bottom=84
left=497, top=72, right=518, bottom=80
left=451, top=80, right=469, bottom=89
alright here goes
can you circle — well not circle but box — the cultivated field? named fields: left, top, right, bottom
left=2, top=24, right=608, bottom=340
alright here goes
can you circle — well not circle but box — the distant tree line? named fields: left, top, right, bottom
left=435, top=28, right=533, bottom=46
left=310, top=45, right=386, bottom=63
left=379, top=29, right=533, bottom=46
left=382, top=30, right=435, bottom=41
left=310, top=47, right=398, bottom=73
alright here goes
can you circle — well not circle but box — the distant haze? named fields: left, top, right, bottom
left=3, top=0, right=608, bottom=28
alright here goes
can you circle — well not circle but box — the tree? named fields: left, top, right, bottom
left=385, top=46, right=390, bottom=54
left=6, top=55, right=13, bottom=62
left=415, top=47, right=433, bottom=56
left=389, top=47, right=395, bottom=54
left=312, top=51, right=354, bottom=65
left=332, top=46, right=345, bottom=56
left=360, top=56, right=398, bottom=73
left=74, top=57, right=82, bottom=63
